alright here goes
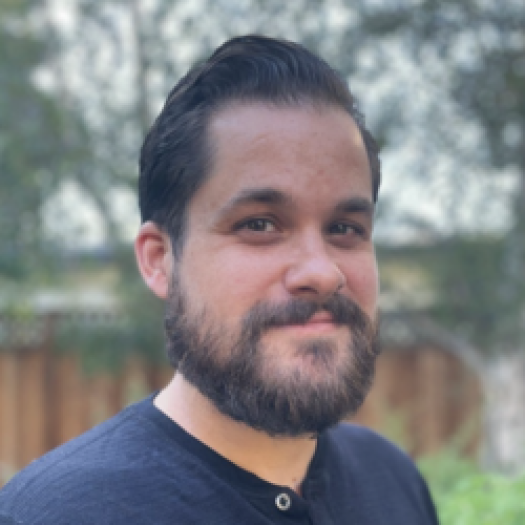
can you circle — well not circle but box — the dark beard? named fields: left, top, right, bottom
left=165, top=281, right=380, bottom=437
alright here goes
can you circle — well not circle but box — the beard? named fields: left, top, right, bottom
left=164, top=276, right=380, bottom=437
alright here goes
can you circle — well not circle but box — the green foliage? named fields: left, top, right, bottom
left=426, top=236, right=524, bottom=350
left=419, top=452, right=525, bottom=524
left=359, top=0, right=525, bottom=173
left=379, top=236, right=516, bottom=352
left=3, top=0, right=524, bottom=366
left=371, top=403, right=525, bottom=521
left=53, top=249, right=166, bottom=375
left=361, top=0, right=525, bottom=352
left=0, top=1, right=94, bottom=280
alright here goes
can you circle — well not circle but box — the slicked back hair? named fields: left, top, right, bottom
left=139, top=35, right=381, bottom=253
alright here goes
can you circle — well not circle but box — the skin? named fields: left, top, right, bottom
left=135, top=102, right=379, bottom=492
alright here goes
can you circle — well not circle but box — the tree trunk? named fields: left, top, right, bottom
left=416, top=317, right=525, bottom=472
left=482, top=351, right=525, bottom=473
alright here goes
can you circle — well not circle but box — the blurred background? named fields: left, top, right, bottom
left=1, top=0, right=524, bottom=519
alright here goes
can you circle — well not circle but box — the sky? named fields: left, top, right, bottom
left=38, top=0, right=519, bottom=250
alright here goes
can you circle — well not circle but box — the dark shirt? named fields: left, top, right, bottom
left=0, top=395, right=439, bottom=524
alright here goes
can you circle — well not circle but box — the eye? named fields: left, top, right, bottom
left=328, top=222, right=363, bottom=236
left=240, top=218, right=276, bottom=232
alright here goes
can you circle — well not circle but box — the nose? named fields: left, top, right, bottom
left=284, top=233, right=345, bottom=302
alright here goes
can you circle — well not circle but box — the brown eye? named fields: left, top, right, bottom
left=243, top=218, right=276, bottom=232
left=328, top=222, right=367, bottom=239
left=330, top=223, right=347, bottom=235
left=329, top=223, right=354, bottom=235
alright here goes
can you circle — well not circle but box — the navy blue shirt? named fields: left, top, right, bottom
left=0, top=396, right=439, bottom=524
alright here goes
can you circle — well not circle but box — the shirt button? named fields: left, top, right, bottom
left=275, top=492, right=291, bottom=511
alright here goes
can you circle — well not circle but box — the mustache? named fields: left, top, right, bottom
left=241, top=294, right=372, bottom=339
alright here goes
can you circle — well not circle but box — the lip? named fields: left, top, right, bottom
left=306, top=312, right=335, bottom=324
left=277, top=312, right=339, bottom=335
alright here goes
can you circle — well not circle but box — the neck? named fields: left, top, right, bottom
left=154, top=372, right=317, bottom=493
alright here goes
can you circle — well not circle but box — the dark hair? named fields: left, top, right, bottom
left=139, top=35, right=381, bottom=251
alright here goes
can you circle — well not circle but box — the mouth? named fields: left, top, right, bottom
left=274, top=312, right=340, bottom=335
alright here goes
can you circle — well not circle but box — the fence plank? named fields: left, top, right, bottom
left=416, top=348, right=449, bottom=455
left=0, top=352, right=20, bottom=473
left=89, top=373, right=123, bottom=426
left=54, top=355, right=90, bottom=446
left=18, top=350, right=47, bottom=467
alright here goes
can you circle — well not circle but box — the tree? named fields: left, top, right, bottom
left=354, top=0, right=525, bottom=470
left=43, top=0, right=367, bottom=365
left=0, top=0, right=94, bottom=281
left=12, top=0, right=523, bottom=469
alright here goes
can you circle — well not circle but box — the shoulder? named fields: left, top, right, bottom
left=322, top=423, right=439, bottom=524
left=0, top=399, right=158, bottom=524
left=324, top=422, right=424, bottom=486
left=326, top=422, right=416, bottom=469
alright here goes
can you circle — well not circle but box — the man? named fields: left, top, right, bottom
left=0, top=35, right=439, bottom=524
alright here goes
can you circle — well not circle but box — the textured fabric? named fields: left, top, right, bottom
left=0, top=396, right=439, bottom=524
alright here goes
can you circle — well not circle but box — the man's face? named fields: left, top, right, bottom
left=165, top=103, right=380, bottom=436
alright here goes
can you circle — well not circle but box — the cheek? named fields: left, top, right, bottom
left=180, top=245, right=283, bottom=316
left=342, top=254, right=379, bottom=315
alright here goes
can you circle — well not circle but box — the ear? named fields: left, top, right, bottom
left=134, top=221, right=172, bottom=299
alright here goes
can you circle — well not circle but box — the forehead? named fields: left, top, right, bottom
left=189, top=102, right=373, bottom=217
left=210, top=102, right=367, bottom=169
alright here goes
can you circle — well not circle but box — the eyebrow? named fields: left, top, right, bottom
left=217, top=188, right=293, bottom=217
left=217, top=188, right=374, bottom=219
left=334, top=197, right=375, bottom=218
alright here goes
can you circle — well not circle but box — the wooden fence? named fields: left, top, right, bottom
left=355, top=346, right=482, bottom=457
left=0, top=325, right=482, bottom=485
